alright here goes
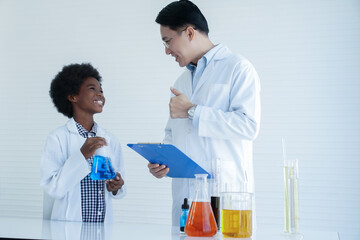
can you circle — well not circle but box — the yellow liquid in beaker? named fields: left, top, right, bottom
left=222, top=209, right=252, bottom=238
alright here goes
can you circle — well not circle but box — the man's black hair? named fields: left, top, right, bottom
left=49, top=63, right=102, bottom=118
left=155, top=0, right=209, bottom=35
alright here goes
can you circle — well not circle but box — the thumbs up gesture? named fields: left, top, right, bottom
left=169, top=87, right=194, bottom=119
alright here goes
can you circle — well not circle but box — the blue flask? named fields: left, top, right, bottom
left=90, top=140, right=116, bottom=180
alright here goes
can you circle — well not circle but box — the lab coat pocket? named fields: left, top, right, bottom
left=207, top=84, right=230, bottom=109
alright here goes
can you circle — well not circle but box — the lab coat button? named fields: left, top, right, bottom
left=98, top=190, right=102, bottom=194
left=98, top=211, right=101, bottom=215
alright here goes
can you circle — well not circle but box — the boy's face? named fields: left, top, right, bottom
left=69, top=77, right=105, bottom=115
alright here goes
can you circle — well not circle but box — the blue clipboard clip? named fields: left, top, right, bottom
left=127, top=143, right=210, bottom=178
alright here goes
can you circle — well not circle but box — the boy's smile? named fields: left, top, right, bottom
left=94, top=99, right=104, bottom=106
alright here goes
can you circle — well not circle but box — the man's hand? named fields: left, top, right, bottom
left=148, top=163, right=169, bottom=178
left=80, top=137, right=107, bottom=159
left=169, top=87, right=194, bottom=118
left=105, top=172, right=124, bottom=195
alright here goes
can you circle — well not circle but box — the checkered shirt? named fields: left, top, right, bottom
left=76, top=121, right=106, bottom=222
left=80, top=222, right=104, bottom=240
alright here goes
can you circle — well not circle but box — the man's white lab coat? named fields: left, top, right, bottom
left=40, top=118, right=126, bottom=222
left=164, top=44, right=261, bottom=225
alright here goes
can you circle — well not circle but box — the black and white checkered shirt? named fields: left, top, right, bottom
left=80, top=222, right=104, bottom=240
left=76, top=121, right=106, bottom=222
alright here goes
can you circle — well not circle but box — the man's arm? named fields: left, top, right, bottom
left=169, top=64, right=261, bottom=141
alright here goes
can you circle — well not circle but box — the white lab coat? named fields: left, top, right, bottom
left=164, top=44, right=261, bottom=225
left=40, top=118, right=126, bottom=222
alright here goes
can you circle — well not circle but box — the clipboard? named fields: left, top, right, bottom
left=127, top=143, right=210, bottom=178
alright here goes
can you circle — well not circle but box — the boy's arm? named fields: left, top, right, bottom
left=40, top=134, right=90, bottom=199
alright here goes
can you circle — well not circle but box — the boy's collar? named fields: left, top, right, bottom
left=67, top=117, right=106, bottom=137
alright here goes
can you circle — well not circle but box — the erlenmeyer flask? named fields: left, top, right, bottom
left=185, top=174, right=217, bottom=237
left=90, top=141, right=116, bottom=180
left=90, top=155, right=116, bottom=180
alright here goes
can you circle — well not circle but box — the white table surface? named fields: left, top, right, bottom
left=0, top=217, right=339, bottom=240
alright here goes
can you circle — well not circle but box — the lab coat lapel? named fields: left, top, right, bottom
left=191, top=45, right=231, bottom=99
left=176, top=70, right=193, bottom=98
left=191, top=60, right=214, bottom=100
left=66, top=118, right=79, bottom=134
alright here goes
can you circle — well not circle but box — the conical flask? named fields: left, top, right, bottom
left=90, top=137, right=116, bottom=180
left=185, top=174, right=217, bottom=237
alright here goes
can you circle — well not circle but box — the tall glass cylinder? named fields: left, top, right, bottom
left=284, top=158, right=299, bottom=234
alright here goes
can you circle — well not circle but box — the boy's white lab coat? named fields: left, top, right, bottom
left=164, top=44, right=261, bottom=225
left=40, top=118, right=126, bottom=222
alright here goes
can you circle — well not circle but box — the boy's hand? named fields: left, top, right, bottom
left=80, top=137, right=107, bottom=159
left=105, top=172, right=124, bottom=195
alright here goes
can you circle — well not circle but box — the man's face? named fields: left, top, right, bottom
left=160, top=25, right=193, bottom=67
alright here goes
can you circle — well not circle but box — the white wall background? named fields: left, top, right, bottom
left=0, top=0, right=359, bottom=239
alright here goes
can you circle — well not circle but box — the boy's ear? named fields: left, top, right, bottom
left=67, top=95, right=77, bottom=103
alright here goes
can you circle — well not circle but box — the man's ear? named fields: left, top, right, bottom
left=186, top=26, right=196, bottom=41
left=67, top=95, right=77, bottom=103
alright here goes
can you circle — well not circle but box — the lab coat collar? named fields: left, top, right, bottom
left=203, top=43, right=223, bottom=65
left=186, top=43, right=230, bottom=71
left=191, top=44, right=232, bottom=97
left=211, top=44, right=232, bottom=61
left=66, top=118, right=79, bottom=134
left=66, top=118, right=104, bottom=136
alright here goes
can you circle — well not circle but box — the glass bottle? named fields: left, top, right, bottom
left=180, top=198, right=189, bottom=232
left=210, top=158, right=221, bottom=229
left=185, top=174, right=217, bottom=237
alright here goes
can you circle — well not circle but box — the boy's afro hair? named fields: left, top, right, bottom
left=49, top=63, right=102, bottom=118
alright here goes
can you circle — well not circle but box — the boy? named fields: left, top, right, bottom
left=41, top=63, right=126, bottom=222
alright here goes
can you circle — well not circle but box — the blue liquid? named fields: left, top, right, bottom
left=90, top=155, right=116, bottom=180
left=180, top=209, right=189, bottom=232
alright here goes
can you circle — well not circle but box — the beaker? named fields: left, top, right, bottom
left=221, top=192, right=253, bottom=238
left=90, top=155, right=116, bottom=180
left=185, top=174, right=217, bottom=237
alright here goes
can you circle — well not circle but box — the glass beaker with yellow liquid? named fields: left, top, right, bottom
left=221, top=192, right=253, bottom=238
left=185, top=174, right=217, bottom=237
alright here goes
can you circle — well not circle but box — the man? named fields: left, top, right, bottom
left=148, top=0, right=261, bottom=226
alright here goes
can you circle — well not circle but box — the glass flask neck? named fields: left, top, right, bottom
left=194, top=174, right=209, bottom=202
